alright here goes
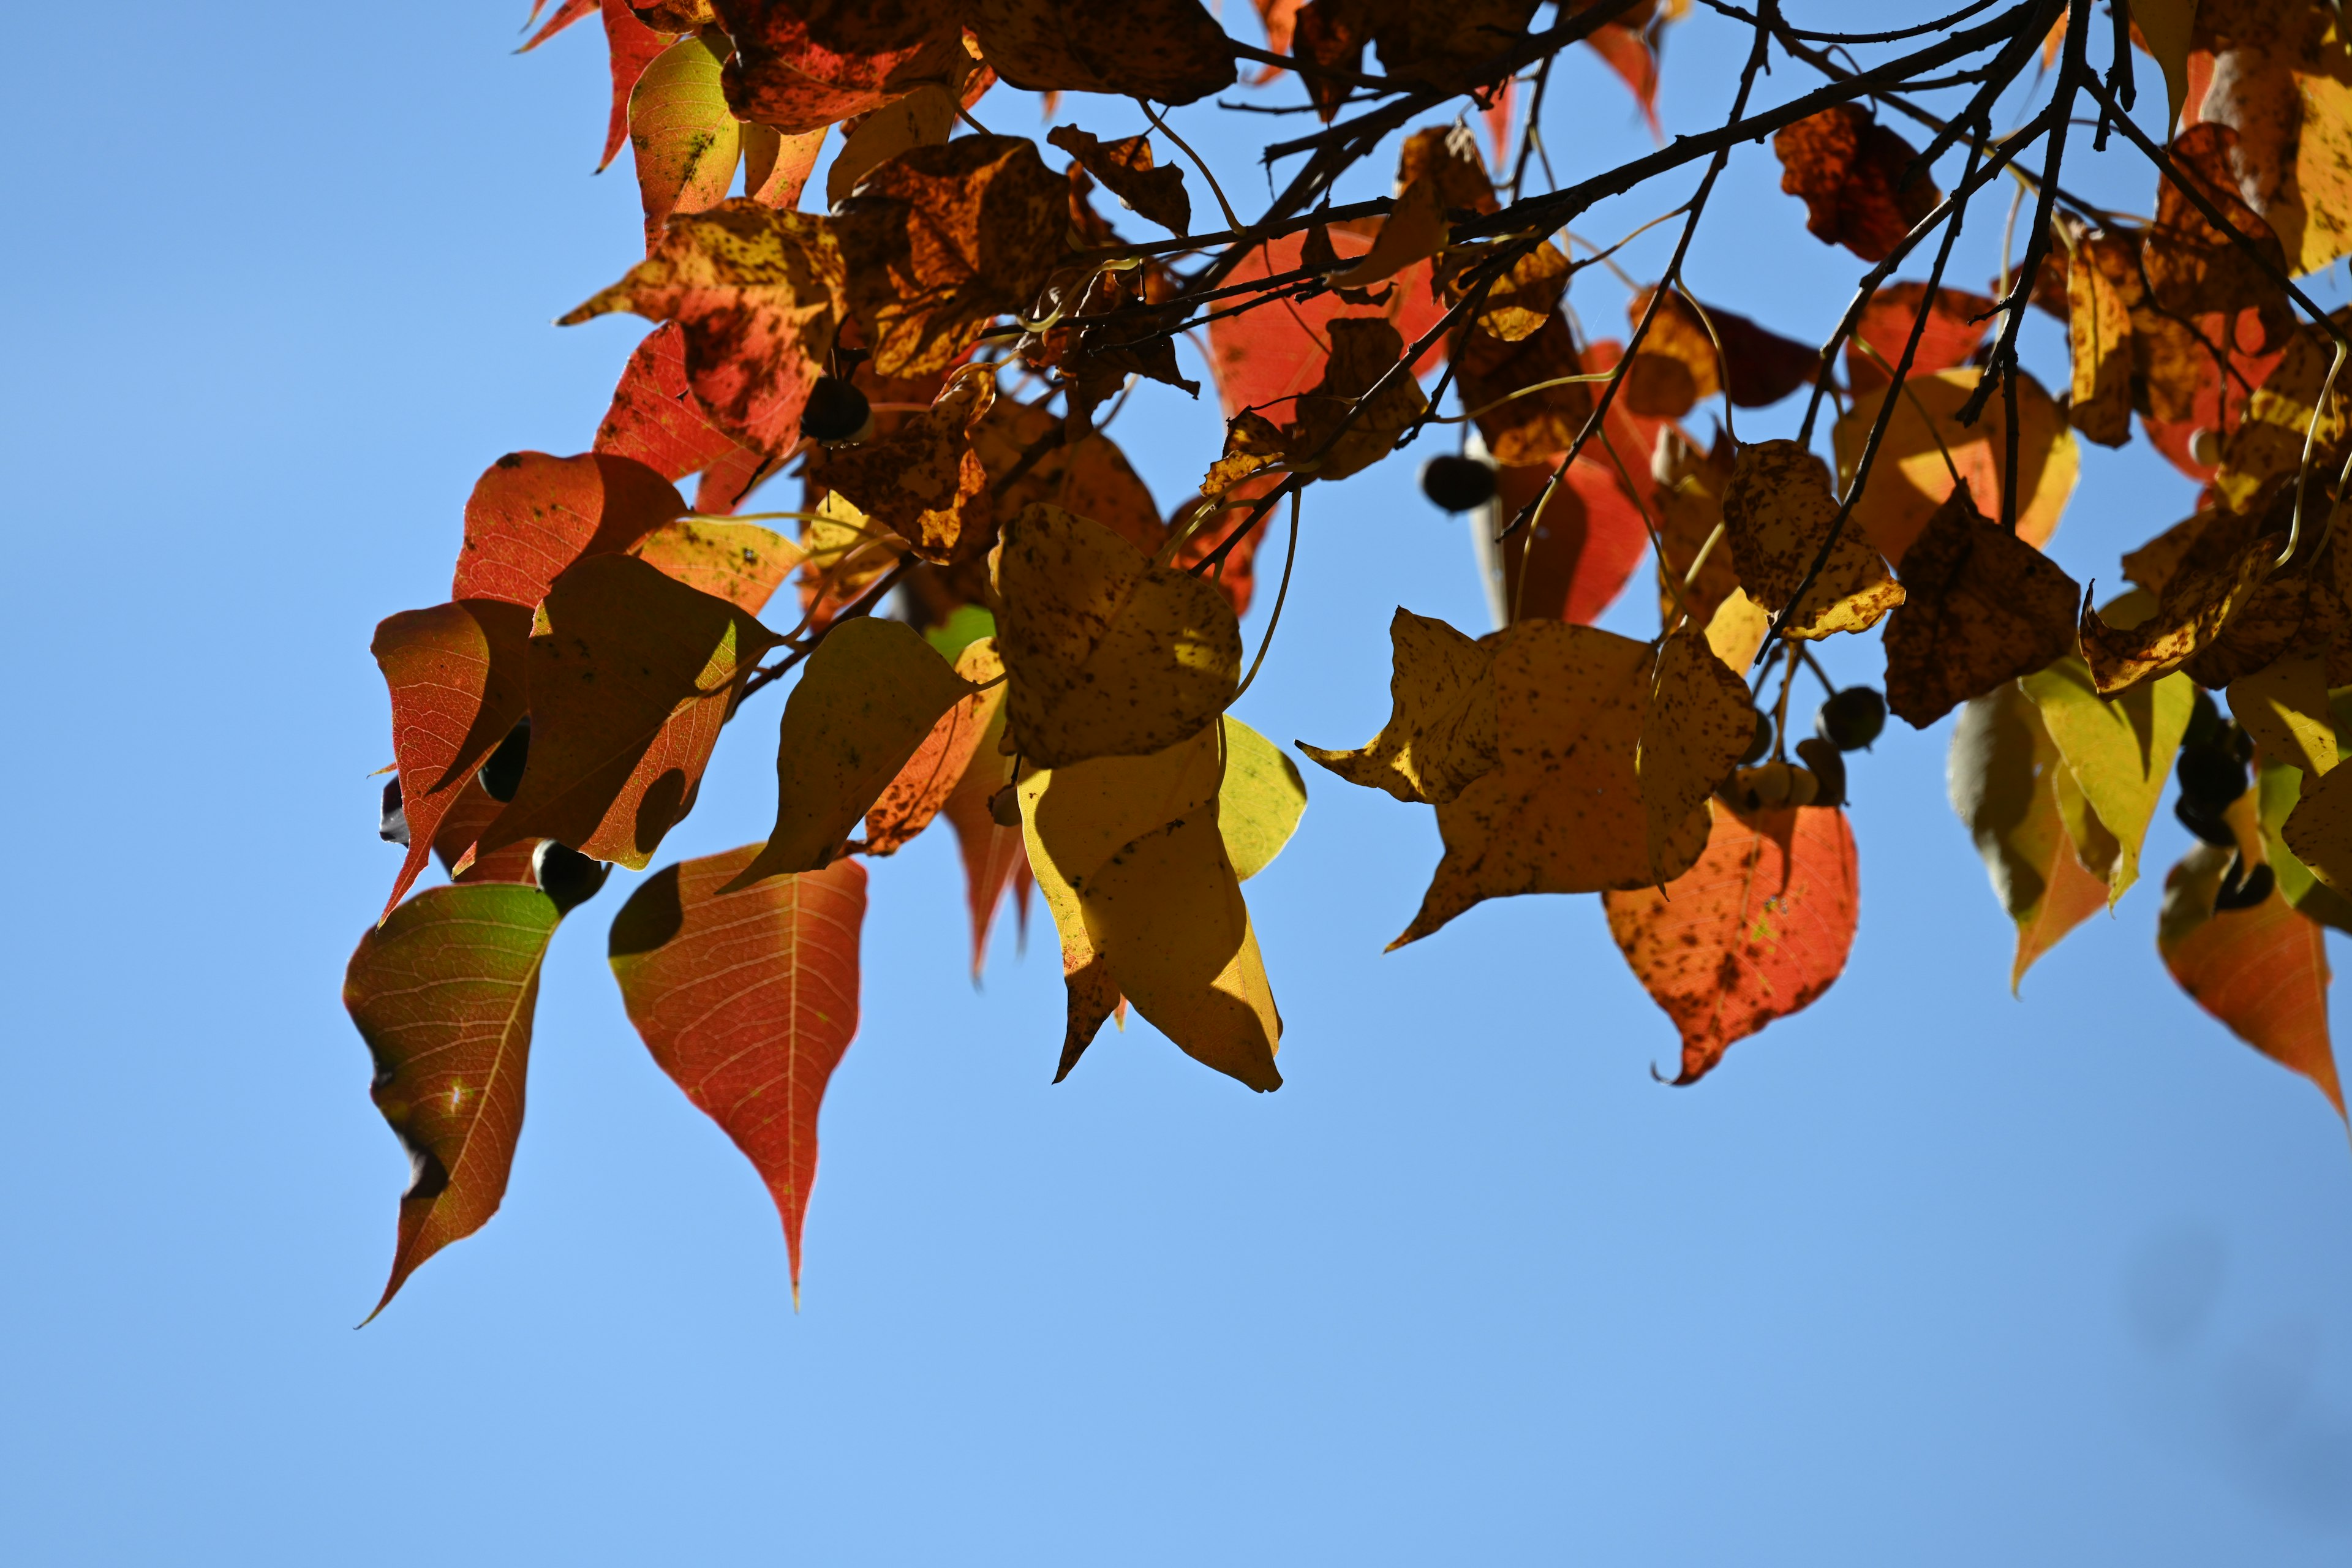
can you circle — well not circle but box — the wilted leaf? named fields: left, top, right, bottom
left=1202, top=411, right=1287, bottom=497
left=474, top=553, right=782, bottom=869
left=344, top=881, right=562, bottom=1319
left=1833, top=367, right=2078, bottom=564
left=970, top=0, right=1238, bottom=103
left=1948, top=681, right=2112, bottom=990
left=372, top=601, right=536, bottom=921
left=1845, top=282, right=1994, bottom=393
left=1298, top=607, right=1496, bottom=804
left=630, top=29, right=742, bottom=243
left=627, top=516, right=803, bottom=612
left=451, top=450, right=685, bottom=608
left=714, top=0, right=967, bottom=135
left=2159, top=842, right=2345, bottom=1118
left=609, top=847, right=869, bottom=1298
left=730, top=617, right=978, bottom=886
left=1397, top=121, right=1501, bottom=215
left=1394, top=620, right=1754, bottom=945
left=1604, top=802, right=1860, bottom=1085
left=2187, top=0, right=2352, bottom=277
left=2018, top=657, right=2195, bottom=904
left=2079, top=507, right=2276, bottom=693
left=807, top=372, right=994, bottom=562
left=1623, top=286, right=1721, bottom=418
left=1046, top=125, right=1189, bottom=234
left=1883, top=486, right=2082, bottom=727
left=1220, top=720, right=1308, bottom=881
left=1283, top=317, right=1427, bottom=480
left=993, top=502, right=1243, bottom=769
left=862, top=637, right=1005, bottom=856
left=1772, top=103, right=1941, bottom=262
left=561, top=201, right=847, bottom=458
left=834, top=135, right=1070, bottom=378
left=1719, top=438, right=1905, bottom=639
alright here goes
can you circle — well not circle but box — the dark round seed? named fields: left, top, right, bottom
left=1419, top=454, right=1498, bottom=512
left=1815, top=686, right=1886, bottom=752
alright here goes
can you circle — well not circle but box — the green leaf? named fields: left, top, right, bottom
left=1949, top=682, right=2111, bottom=990
left=2017, top=657, right=2193, bottom=904
left=630, top=30, right=742, bottom=241
left=1221, top=718, right=1307, bottom=881
left=924, top=603, right=997, bottom=663
left=343, top=883, right=562, bottom=1321
left=2258, top=757, right=2352, bottom=933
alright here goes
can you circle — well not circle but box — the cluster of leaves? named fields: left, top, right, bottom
left=349, top=0, right=2352, bottom=1319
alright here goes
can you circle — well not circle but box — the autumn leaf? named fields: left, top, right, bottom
left=1299, top=607, right=1497, bottom=804
left=431, top=778, right=541, bottom=886
left=1457, top=311, right=1593, bottom=466
left=1882, top=486, right=2081, bottom=728
left=1845, top=282, right=1994, bottom=393
left=1623, top=287, right=1817, bottom=418
left=593, top=323, right=772, bottom=513
left=1329, top=174, right=1449, bottom=290
left=1718, top=438, right=1905, bottom=639
left=473, top=552, right=782, bottom=870
left=1310, top=0, right=1544, bottom=89
left=794, top=489, right=907, bottom=631
left=2212, top=309, right=2352, bottom=514
left=826, top=83, right=959, bottom=207
left=969, top=0, right=1237, bottom=103
left=2060, top=221, right=2139, bottom=448
left=587, top=0, right=674, bottom=173
left=1205, top=225, right=1447, bottom=420
left=1833, top=367, right=2079, bottom=565
left=522, top=0, right=597, bottom=52
left=937, top=674, right=1030, bottom=978
left=1046, top=126, right=1189, bottom=235
left=451, top=450, right=685, bottom=608
left=1604, top=802, right=1860, bottom=1085
left=2282, top=744, right=2352, bottom=895
left=807, top=372, right=994, bottom=563
left=1448, top=239, right=1570, bottom=344
left=2186, top=0, right=2352, bottom=278
left=993, top=502, right=1243, bottom=769
left=861, top=637, right=1005, bottom=856
left=562, top=201, right=847, bottom=459
left=976, top=400, right=1166, bottom=556
left=741, top=121, right=828, bottom=208
left=1948, top=681, right=2111, bottom=990
left=833, top=135, right=1070, bottom=379
left=729, top=617, right=978, bottom=887
left=609, top=847, right=869, bottom=1299
left=630, top=29, right=742, bottom=244
left=2159, top=842, right=2345, bottom=1119
left=2017, top=656, right=2195, bottom=904
left=1654, top=425, right=1740, bottom=628
left=713, top=0, right=967, bottom=135
left=344, top=881, right=562, bottom=1319
left=1219, top=720, right=1309, bottom=881
left=1283, top=317, right=1427, bottom=480
left=2143, top=123, right=2294, bottom=349
left=2079, top=507, right=2277, bottom=693
left=1771, top=103, right=1941, bottom=263
left=627, top=516, right=803, bottom=613
left=2230, top=646, right=2339, bottom=778
left=371, top=600, right=535, bottom=921
left=2136, top=0, right=2198, bottom=132
left=1394, top=619, right=1754, bottom=945
left=2258, top=755, right=2352, bottom=932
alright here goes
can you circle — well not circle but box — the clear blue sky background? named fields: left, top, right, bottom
left=4, top=4, right=2350, bottom=1562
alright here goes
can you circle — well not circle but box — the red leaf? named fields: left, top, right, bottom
left=598, top=0, right=674, bottom=173
left=432, top=778, right=541, bottom=886
left=1773, top=104, right=1942, bottom=263
left=345, top=881, right=562, bottom=1319
left=1584, top=21, right=1662, bottom=137
left=2137, top=306, right=2288, bottom=483
left=595, top=323, right=754, bottom=484
left=1206, top=227, right=1446, bottom=419
left=451, top=450, right=685, bottom=608
left=2160, top=844, right=2345, bottom=1120
left=715, top=0, right=967, bottom=136
left=609, top=849, right=869, bottom=1298
left=520, top=0, right=596, bottom=51
left=371, top=601, right=535, bottom=921
left=1493, top=455, right=1653, bottom=626
left=1604, top=803, right=1861, bottom=1085
left=1846, top=282, right=1994, bottom=393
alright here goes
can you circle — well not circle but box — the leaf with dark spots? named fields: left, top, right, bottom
left=1455, top=312, right=1593, bottom=467
left=473, top=553, right=783, bottom=870
left=610, top=848, right=868, bottom=1301
left=969, top=0, right=1238, bottom=104
left=862, top=639, right=1006, bottom=857
left=713, top=0, right=968, bottom=135
left=371, top=600, right=535, bottom=922
left=2144, top=122, right=2294, bottom=352
left=807, top=372, right=994, bottom=563
left=1047, top=126, right=1189, bottom=235
left=344, top=882, right=562, bottom=1320
left=1883, top=487, right=2082, bottom=728
left=1772, top=104, right=1941, bottom=263
left=451, top=450, right=686, bottom=609
left=562, top=201, right=848, bottom=459
left=594, top=323, right=761, bottom=502
left=628, top=516, right=804, bottom=612
left=629, top=29, right=742, bottom=244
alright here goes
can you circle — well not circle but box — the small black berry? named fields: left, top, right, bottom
left=478, top=718, right=531, bottom=804
left=801, top=376, right=873, bottom=445
left=2174, top=793, right=2237, bottom=848
left=1419, top=454, right=1497, bottom=512
left=532, top=841, right=611, bottom=915
left=2182, top=688, right=2223, bottom=753
left=2213, top=854, right=2275, bottom=911
left=988, top=783, right=1023, bottom=827
left=379, top=777, right=410, bottom=847
left=1815, top=686, right=1886, bottom=752
left=2176, top=743, right=2247, bottom=809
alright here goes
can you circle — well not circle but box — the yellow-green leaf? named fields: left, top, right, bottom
left=630, top=30, right=742, bottom=242
left=1948, top=682, right=2113, bottom=990
left=2017, top=657, right=2194, bottom=904
left=1220, top=719, right=1307, bottom=881
left=2230, top=647, right=2338, bottom=778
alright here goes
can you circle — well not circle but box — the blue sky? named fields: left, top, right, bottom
left=2, top=3, right=2348, bottom=1562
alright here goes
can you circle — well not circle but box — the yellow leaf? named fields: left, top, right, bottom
left=1948, top=682, right=2113, bottom=990
left=2194, top=0, right=2352, bottom=276
left=1298, top=608, right=1498, bottom=805
left=1833, top=368, right=2078, bottom=565
left=1218, top=719, right=1308, bottom=881
left=994, top=502, right=1242, bottom=769
left=1719, top=438, right=1905, bottom=639
left=2231, top=647, right=2339, bottom=780
left=1639, top=627, right=1759, bottom=875
left=628, top=518, right=804, bottom=614
left=2017, top=657, right=2195, bottom=905
left=728, top=618, right=978, bottom=888
left=2061, top=221, right=2136, bottom=448
left=2283, top=753, right=2352, bottom=892
left=1016, top=766, right=1126, bottom=1082
left=630, top=31, right=742, bottom=240
left=1704, top=586, right=1770, bottom=671
left=2135, top=0, right=2199, bottom=133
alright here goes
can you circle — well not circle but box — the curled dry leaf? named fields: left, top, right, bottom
left=1298, top=607, right=1497, bottom=804
left=1948, top=682, right=2112, bottom=991
left=2159, top=842, right=2345, bottom=1119
left=1882, top=486, right=2082, bottom=728
left=2060, top=221, right=2139, bottom=448
left=1604, top=802, right=1860, bottom=1087
left=1771, top=102, right=1941, bottom=263
left=2187, top=0, right=2352, bottom=278
left=630, top=29, right=741, bottom=244
left=1046, top=125, right=1189, bottom=235
left=561, top=201, right=847, bottom=459
left=2079, top=506, right=2278, bottom=693
left=993, top=502, right=1243, bottom=769
left=807, top=372, right=995, bottom=563
left=1833, top=367, right=2078, bottom=565
left=475, top=553, right=783, bottom=869
left=833, top=135, right=1070, bottom=379
left=1719, top=438, right=1905, bottom=640
left=609, top=848, right=870, bottom=1299
left=451, top=450, right=685, bottom=608
left=2018, top=657, right=2195, bottom=905
left=712, top=0, right=966, bottom=135
left=729, top=617, right=978, bottom=886
left=344, top=882, right=562, bottom=1320
left=862, top=637, right=1006, bottom=856
left=1393, top=620, right=1754, bottom=946
left=1845, top=282, right=1993, bottom=394
left=1448, top=239, right=1570, bottom=344
left=371, top=600, right=536, bottom=921
left=1202, top=411, right=1287, bottom=497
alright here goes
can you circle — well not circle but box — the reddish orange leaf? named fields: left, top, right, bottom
left=594, top=323, right=776, bottom=513
left=371, top=601, right=535, bottom=921
left=1845, top=282, right=1994, bottom=393
left=1773, top=104, right=1942, bottom=263
left=345, top=882, right=562, bottom=1319
left=715, top=0, right=967, bottom=135
left=2160, top=843, right=2346, bottom=1120
left=1206, top=227, right=1447, bottom=420
left=521, top=0, right=596, bottom=51
left=1604, top=803, right=1861, bottom=1085
left=450, top=450, right=685, bottom=608
left=609, top=848, right=869, bottom=1298
left=1585, top=21, right=1662, bottom=137
left=1493, top=455, right=1653, bottom=627
left=431, top=778, right=541, bottom=886
left=594, top=0, right=674, bottom=173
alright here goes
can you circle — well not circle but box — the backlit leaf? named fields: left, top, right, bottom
left=1205, top=226, right=1446, bottom=420
left=451, top=450, right=686, bottom=608
left=969, top=0, right=1238, bottom=104
left=630, top=29, right=742, bottom=244
left=344, top=882, right=561, bottom=1319
left=1845, top=282, right=1993, bottom=394
left=2230, top=647, right=2338, bottom=777
left=1771, top=104, right=1940, bottom=263
left=2258, top=755, right=2352, bottom=932
left=609, top=848, right=869, bottom=1298
left=1299, top=607, right=1497, bottom=805
left=2018, top=657, right=2195, bottom=905
left=594, top=0, right=674, bottom=173
left=861, top=638, right=1005, bottom=856
left=627, top=516, right=803, bottom=612
left=2061, top=221, right=2138, bottom=448
left=1948, top=681, right=2111, bottom=990
left=826, top=83, right=957, bottom=207
left=2136, top=0, right=2198, bottom=132
left=713, top=0, right=967, bottom=135
left=593, top=323, right=772, bottom=513
left=1833, top=367, right=2078, bottom=565
left=1604, top=802, right=1860, bottom=1085
left=1883, top=486, right=2081, bottom=728
left=1219, top=719, right=1308, bottom=881
left=2186, top=0, right=2352, bottom=277
left=1046, top=126, right=1190, bottom=235
left=741, top=121, right=827, bottom=208
left=2079, top=507, right=2275, bottom=693
left=1282, top=317, right=1427, bottom=480
left=806, top=372, right=994, bottom=563
left=937, top=646, right=1030, bottom=978
left=1719, top=437, right=1905, bottom=639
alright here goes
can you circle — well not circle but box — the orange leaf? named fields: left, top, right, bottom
left=451, top=450, right=686, bottom=608
left=1603, top=802, right=1860, bottom=1085
left=715, top=0, right=967, bottom=135
left=1845, top=282, right=1994, bottom=394
left=594, top=323, right=774, bottom=512
left=1205, top=227, right=1446, bottom=420
left=609, top=849, right=869, bottom=1299
left=1772, top=104, right=1941, bottom=263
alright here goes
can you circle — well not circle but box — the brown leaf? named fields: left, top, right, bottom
left=1281, top=317, right=1426, bottom=481
left=1622, top=287, right=1720, bottom=418
left=1653, top=424, right=1740, bottom=628
left=1396, top=123, right=1501, bottom=216
left=1772, top=103, right=1941, bottom=263
left=1445, top=239, right=1569, bottom=344
left=1202, top=411, right=1288, bottom=497
left=1046, top=126, right=1190, bottom=235
left=969, top=0, right=1238, bottom=104
left=451, top=451, right=685, bottom=608
left=713, top=0, right=968, bottom=135
left=833, top=135, right=1070, bottom=378
left=1329, top=174, right=1450, bottom=290
left=2187, top=0, right=2352, bottom=277
left=2061, top=221, right=2139, bottom=448
left=560, top=201, right=847, bottom=459
left=2145, top=121, right=2295, bottom=347
left=1325, top=0, right=1543, bottom=89
left=1457, top=311, right=1593, bottom=467
left=1719, top=438, right=1905, bottom=639
left=807, top=372, right=995, bottom=563
left=2079, top=505, right=2277, bottom=693
left=1298, top=608, right=1497, bottom=804
left=1882, top=486, right=2082, bottom=727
